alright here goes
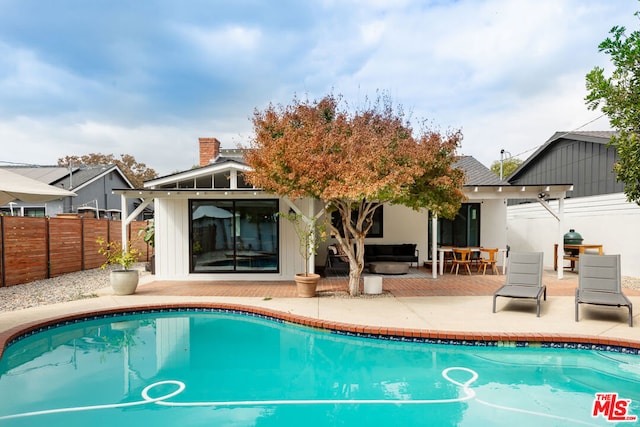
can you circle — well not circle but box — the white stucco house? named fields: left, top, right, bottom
left=114, top=138, right=572, bottom=282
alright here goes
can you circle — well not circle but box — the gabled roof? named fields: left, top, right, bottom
left=135, top=148, right=571, bottom=201
left=56, top=164, right=133, bottom=190
left=0, top=166, right=69, bottom=183
left=451, top=156, right=572, bottom=200
left=148, top=150, right=502, bottom=187
left=0, top=164, right=133, bottom=191
left=216, top=148, right=245, bottom=162
left=454, top=156, right=503, bottom=186
left=567, top=130, right=616, bottom=141
left=508, top=131, right=615, bottom=181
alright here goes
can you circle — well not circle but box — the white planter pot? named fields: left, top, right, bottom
left=110, top=270, right=139, bottom=295
left=364, top=276, right=383, bottom=294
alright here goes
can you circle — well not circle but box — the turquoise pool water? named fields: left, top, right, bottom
left=1, top=310, right=639, bottom=426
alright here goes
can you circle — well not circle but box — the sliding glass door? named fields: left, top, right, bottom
left=428, top=203, right=480, bottom=258
left=190, top=199, right=279, bottom=273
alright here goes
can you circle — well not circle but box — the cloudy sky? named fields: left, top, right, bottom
left=0, top=0, right=637, bottom=176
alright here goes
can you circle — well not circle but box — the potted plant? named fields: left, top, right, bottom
left=280, top=211, right=327, bottom=297
left=97, top=237, right=143, bottom=295
left=139, top=220, right=155, bottom=274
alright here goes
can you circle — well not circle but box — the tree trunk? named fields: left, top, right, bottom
left=330, top=200, right=376, bottom=296
left=347, top=237, right=366, bottom=296
left=348, top=268, right=361, bottom=296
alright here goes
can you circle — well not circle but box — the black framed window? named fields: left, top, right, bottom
left=237, top=172, right=253, bottom=188
left=213, top=172, right=230, bottom=188
left=331, top=206, right=383, bottom=238
left=428, top=203, right=480, bottom=257
left=190, top=199, right=279, bottom=273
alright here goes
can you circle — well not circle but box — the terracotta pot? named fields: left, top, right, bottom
left=294, top=273, right=320, bottom=298
left=110, top=270, right=139, bottom=295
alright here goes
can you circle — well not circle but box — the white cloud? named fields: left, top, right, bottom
left=359, top=20, right=386, bottom=46
left=459, top=70, right=610, bottom=166
left=0, top=42, right=90, bottom=106
left=0, top=0, right=636, bottom=177
left=0, top=110, right=257, bottom=176
left=174, top=24, right=262, bottom=60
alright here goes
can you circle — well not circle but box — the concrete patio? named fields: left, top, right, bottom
left=2, top=267, right=639, bottom=354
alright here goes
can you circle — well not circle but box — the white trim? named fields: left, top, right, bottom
left=145, top=162, right=252, bottom=188
left=463, top=184, right=571, bottom=200
left=431, top=214, right=437, bottom=279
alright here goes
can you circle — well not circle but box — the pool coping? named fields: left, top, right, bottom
left=2, top=302, right=639, bottom=361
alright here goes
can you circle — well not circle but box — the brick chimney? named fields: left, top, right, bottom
left=199, top=137, right=221, bottom=166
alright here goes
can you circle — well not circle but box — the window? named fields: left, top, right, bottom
left=237, top=172, right=253, bottom=188
left=428, top=203, right=480, bottom=257
left=213, top=171, right=230, bottom=188
left=0, top=206, right=45, bottom=217
left=24, top=207, right=46, bottom=217
left=190, top=199, right=279, bottom=273
left=331, top=206, right=383, bottom=238
left=195, top=175, right=212, bottom=188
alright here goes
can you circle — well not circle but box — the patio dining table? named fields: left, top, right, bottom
left=437, top=246, right=507, bottom=276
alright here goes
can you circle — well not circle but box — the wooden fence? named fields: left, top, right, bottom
left=0, top=216, right=152, bottom=287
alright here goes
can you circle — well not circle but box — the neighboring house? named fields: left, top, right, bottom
left=0, top=164, right=149, bottom=219
left=506, top=131, right=640, bottom=277
left=115, top=137, right=571, bottom=282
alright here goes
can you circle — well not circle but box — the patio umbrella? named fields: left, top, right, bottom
left=0, top=169, right=76, bottom=206
left=192, top=205, right=233, bottom=220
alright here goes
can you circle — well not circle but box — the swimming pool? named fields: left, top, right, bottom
left=1, top=309, right=638, bottom=426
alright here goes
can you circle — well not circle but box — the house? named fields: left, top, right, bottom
left=0, top=164, right=149, bottom=219
left=114, top=137, right=572, bottom=282
left=506, top=131, right=640, bottom=277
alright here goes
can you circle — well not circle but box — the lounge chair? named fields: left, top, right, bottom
left=575, top=254, right=633, bottom=327
left=493, top=252, right=546, bottom=317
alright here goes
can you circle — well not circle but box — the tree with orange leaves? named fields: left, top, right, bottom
left=58, top=153, right=157, bottom=188
left=245, top=93, right=465, bottom=296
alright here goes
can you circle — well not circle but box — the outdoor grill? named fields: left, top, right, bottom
left=564, top=229, right=583, bottom=256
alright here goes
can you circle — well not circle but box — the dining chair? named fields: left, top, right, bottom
left=469, top=248, right=482, bottom=272
left=439, top=245, right=454, bottom=271
left=480, top=248, right=499, bottom=275
left=451, top=248, right=472, bottom=275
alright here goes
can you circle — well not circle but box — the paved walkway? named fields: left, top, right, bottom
left=131, top=268, right=639, bottom=298
left=1, top=268, right=639, bottom=356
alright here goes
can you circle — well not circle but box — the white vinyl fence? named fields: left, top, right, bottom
left=507, top=193, right=640, bottom=278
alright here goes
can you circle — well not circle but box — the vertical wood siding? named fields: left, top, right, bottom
left=511, top=139, right=624, bottom=198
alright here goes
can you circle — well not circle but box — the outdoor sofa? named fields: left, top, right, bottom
left=363, top=244, right=419, bottom=267
left=324, top=243, right=419, bottom=275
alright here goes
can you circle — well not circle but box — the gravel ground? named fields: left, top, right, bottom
left=0, top=264, right=149, bottom=313
left=1, top=266, right=639, bottom=313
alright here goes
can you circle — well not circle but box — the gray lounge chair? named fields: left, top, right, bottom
left=493, top=252, right=546, bottom=317
left=575, top=254, right=633, bottom=327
